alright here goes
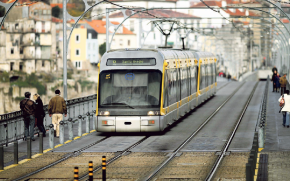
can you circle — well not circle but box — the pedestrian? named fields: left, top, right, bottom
left=33, top=93, right=46, bottom=137
left=272, top=70, right=277, bottom=92
left=272, top=66, right=278, bottom=74
left=19, top=92, right=36, bottom=141
left=275, top=73, right=281, bottom=93
left=48, top=89, right=67, bottom=138
left=279, top=73, right=287, bottom=95
left=279, top=90, right=290, bottom=128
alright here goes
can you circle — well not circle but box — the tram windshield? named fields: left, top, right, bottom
left=99, top=70, right=162, bottom=108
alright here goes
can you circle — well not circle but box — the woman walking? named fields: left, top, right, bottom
left=275, top=73, right=281, bottom=92
left=33, top=94, right=46, bottom=137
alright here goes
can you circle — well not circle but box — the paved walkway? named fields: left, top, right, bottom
left=262, top=81, right=290, bottom=181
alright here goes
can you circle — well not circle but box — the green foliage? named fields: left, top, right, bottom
left=67, top=72, right=73, bottom=79
left=14, top=96, right=25, bottom=102
left=0, top=6, right=5, bottom=18
left=43, top=74, right=55, bottom=83
left=52, top=6, right=61, bottom=18
left=11, top=73, right=46, bottom=95
left=99, top=42, right=106, bottom=56
left=0, top=71, right=9, bottom=82
left=77, top=79, right=94, bottom=90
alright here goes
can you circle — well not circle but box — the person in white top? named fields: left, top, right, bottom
left=279, top=90, right=290, bottom=127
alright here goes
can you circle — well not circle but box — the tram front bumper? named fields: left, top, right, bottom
left=97, top=116, right=160, bottom=132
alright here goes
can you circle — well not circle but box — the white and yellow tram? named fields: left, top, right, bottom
left=95, top=49, right=217, bottom=132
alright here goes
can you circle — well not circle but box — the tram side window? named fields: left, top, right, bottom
left=163, top=69, right=169, bottom=107
left=199, top=65, right=203, bottom=90
left=180, top=67, right=188, bottom=99
left=168, top=69, right=177, bottom=105
left=176, top=68, right=181, bottom=102
left=191, top=66, right=197, bottom=94
left=208, top=64, right=212, bottom=85
left=214, top=63, right=217, bottom=82
left=202, top=65, right=206, bottom=89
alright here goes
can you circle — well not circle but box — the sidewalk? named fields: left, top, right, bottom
left=262, top=83, right=290, bottom=181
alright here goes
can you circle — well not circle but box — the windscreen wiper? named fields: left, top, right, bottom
left=102, top=102, right=135, bottom=109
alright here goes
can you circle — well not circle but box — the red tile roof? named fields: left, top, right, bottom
left=109, top=9, right=200, bottom=19
left=86, top=20, right=134, bottom=34
left=281, top=19, right=289, bottom=23
left=191, top=0, right=259, bottom=17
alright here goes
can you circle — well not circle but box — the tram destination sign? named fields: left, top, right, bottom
left=107, top=58, right=156, bottom=66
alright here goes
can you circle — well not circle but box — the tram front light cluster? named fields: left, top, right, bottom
left=147, top=111, right=160, bottom=116
left=102, top=120, right=114, bottom=125
left=99, top=111, right=110, bottom=116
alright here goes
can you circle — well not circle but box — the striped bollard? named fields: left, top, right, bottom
left=102, top=156, right=106, bottom=181
left=89, top=161, right=93, bottom=181
left=74, top=166, right=79, bottom=181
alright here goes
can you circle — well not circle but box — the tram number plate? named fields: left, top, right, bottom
left=107, top=58, right=156, bottom=66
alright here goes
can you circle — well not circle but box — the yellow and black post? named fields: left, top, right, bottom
left=74, top=166, right=79, bottom=181
left=102, top=156, right=106, bottom=181
left=89, top=161, right=93, bottom=181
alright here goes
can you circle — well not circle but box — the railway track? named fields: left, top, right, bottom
left=141, top=82, right=258, bottom=181
left=12, top=137, right=110, bottom=181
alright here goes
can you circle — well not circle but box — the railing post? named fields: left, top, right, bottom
left=246, top=163, right=252, bottom=181
left=93, top=110, right=96, bottom=131
left=27, top=137, right=31, bottom=159
left=74, top=166, right=79, bottom=181
left=78, top=115, right=82, bottom=137
left=49, top=124, right=54, bottom=149
left=39, top=132, right=43, bottom=154
left=102, top=156, right=106, bottom=181
left=14, top=140, right=18, bottom=164
left=68, top=118, right=73, bottom=140
left=59, top=121, right=65, bottom=144
left=89, top=161, right=93, bottom=181
left=0, top=145, right=3, bottom=170
left=86, top=112, right=90, bottom=133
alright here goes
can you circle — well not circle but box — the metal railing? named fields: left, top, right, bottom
left=0, top=94, right=97, bottom=146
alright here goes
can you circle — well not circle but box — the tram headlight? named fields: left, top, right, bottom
left=147, top=111, right=160, bottom=116
left=99, top=111, right=110, bottom=116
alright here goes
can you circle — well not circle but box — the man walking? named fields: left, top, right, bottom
left=48, top=89, right=67, bottom=138
left=20, top=92, right=36, bottom=141
left=279, top=73, right=287, bottom=95
left=272, top=70, right=277, bottom=92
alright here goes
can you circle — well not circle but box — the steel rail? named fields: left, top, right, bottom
left=12, top=136, right=111, bottom=181
left=205, top=82, right=259, bottom=180
left=143, top=82, right=245, bottom=181
left=79, top=136, right=150, bottom=180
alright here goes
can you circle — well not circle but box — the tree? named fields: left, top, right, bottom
left=99, top=42, right=106, bottom=56
left=52, top=6, right=61, bottom=18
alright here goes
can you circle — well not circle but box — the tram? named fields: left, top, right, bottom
left=95, top=48, right=217, bottom=132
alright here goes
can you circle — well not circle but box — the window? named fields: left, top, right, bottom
left=128, top=40, right=130, bottom=46
left=120, top=39, right=123, bottom=46
left=153, top=33, right=156, bottom=40
left=76, top=35, right=80, bottom=42
left=42, top=60, right=45, bottom=67
left=43, top=10, right=47, bottom=15
left=88, top=43, right=90, bottom=50
left=76, top=49, right=80, bottom=56
left=75, top=61, right=82, bottom=69
left=93, top=43, right=95, bottom=49
left=10, top=62, right=14, bottom=71
left=34, top=10, right=38, bottom=16
left=19, top=62, right=23, bottom=71
left=130, top=20, right=134, bottom=31
left=15, top=23, right=19, bottom=30
left=11, top=48, right=14, bottom=54
left=20, top=48, right=23, bottom=54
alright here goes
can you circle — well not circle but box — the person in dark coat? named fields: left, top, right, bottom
left=272, top=66, right=278, bottom=74
left=33, top=94, right=46, bottom=137
left=275, top=73, right=281, bottom=92
left=272, top=70, right=277, bottom=92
